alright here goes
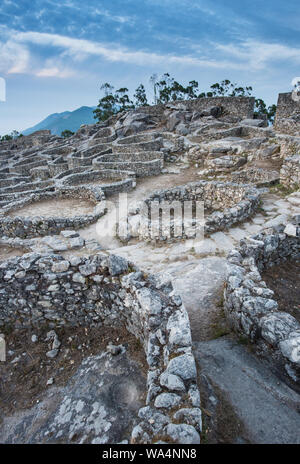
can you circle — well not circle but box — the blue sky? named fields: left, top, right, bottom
left=0, top=0, right=299, bottom=134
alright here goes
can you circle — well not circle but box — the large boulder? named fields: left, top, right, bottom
left=241, top=119, right=268, bottom=128
left=199, top=106, right=222, bottom=118
left=166, top=111, right=187, bottom=131
left=115, top=112, right=155, bottom=137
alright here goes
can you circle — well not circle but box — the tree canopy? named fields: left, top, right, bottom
left=93, top=75, right=277, bottom=123
left=61, top=129, right=74, bottom=138
left=0, top=131, right=23, bottom=141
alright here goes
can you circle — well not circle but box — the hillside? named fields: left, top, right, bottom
left=1, top=94, right=300, bottom=445
left=23, top=106, right=96, bottom=136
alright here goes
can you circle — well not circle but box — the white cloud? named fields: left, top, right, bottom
left=36, top=66, right=74, bottom=78
left=0, top=39, right=30, bottom=74
left=0, top=29, right=75, bottom=78
left=215, top=40, right=300, bottom=70
left=93, top=8, right=134, bottom=25
left=14, top=31, right=242, bottom=69
left=35, top=56, right=75, bottom=78
left=2, top=27, right=300, bottom=79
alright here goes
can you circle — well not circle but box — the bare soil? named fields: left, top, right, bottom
left=7, top=198, right=95, bottom=218
left=262, top=259, right=300, bottom=323
left=0, top=324, right=147, bottom=423
left=110, top=166, right=205, bottom=206
left=248, top=158, right=282, bottom=171
left=0, top=246, right=28, bottom=261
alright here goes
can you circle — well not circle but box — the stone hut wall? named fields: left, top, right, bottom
left=0, top=252, right=201, bottom=444
left=224, top=227, right=300, bottom=383
left=136, top=181, right=261, bottom=243
left=0, top=187, right=106, bottom=238
left=280, top=154, right=300, bottom=189
left=274, top=92, right=300, bottom=135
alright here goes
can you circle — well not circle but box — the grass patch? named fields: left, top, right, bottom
left=257, top=200, right=268, bottom=217
left=237, top=335, right=250, bottom=346
left=269, top=183, right=299, bottom=198
left=216, top=295, right=224, bottom=309
left=210, top=301, right=231, bottom=340
left=212, top=327, right=231, bottom=339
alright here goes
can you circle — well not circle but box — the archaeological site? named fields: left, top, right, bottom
left=0, top=91, right=299, bottom=446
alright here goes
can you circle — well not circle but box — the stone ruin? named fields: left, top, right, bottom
left=0, top=93, right=299, bottom=444
left=275, top=92, right=300, bottom=136
left=224, top=223, right=300, bottom=384
left=121, top=181, right=260, bottom=243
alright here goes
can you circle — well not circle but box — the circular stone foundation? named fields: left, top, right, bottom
left=224, top=221, right=300, bottom=384
left=120, top=181, right=261, bottom=243
left=59, top=169, right=136, bottom=195
left=7, top=197, right=95, bottom=218
left=0, top=187, right=106, bottom=238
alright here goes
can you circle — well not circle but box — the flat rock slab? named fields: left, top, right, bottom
left=0, top=350, right=146, bottom=444
left=167, top=257, right=228, bottom=341
left=194, top=337, right=300, bottom=444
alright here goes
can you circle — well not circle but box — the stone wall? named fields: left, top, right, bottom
left=93, top=154, right=163, bottom=178
left=134, top=181, right=261, bottom=243
left=94, top=160, right=162, bottom=178
left=59, top=169, right=136, bottom=196
left=224, top=226, right=300, bottom=383
left=12, top=159, right=49, bottom=176
left=231, top=168, right=280, bottom=187
left=172, top=96, right=255, bottom=119
left=113, top=139, right=163, bottom=154
left=280, top=154, right=300, bottom=189
left=275, top=92, right=300, bottom=136
left=0, top=186, right=106, bottom=238
left=274, top=134, right=300, bottom=159
left=137, top=96, right=255, bottom=120
left=0, top=252, right=201, bottom=444
left=48, top=157, right=69, bottom=177
left=0, top=130, right=56, bottom=151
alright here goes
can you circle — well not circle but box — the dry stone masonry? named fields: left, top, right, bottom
left=0, top=93, right=300, bottom=444
left=275, top=92, right=300, bottom=136
left=0, top=252, right=201, bottom=444
left=0, top=187, right=106, bottom=238
left=280, top=155, right=300, bottom=189
left=224, top=222, right=300, bottom=383
left=121, top=181, right=261, bottom=243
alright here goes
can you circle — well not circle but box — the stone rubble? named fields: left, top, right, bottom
left=0, top=93, right=300, bottom=443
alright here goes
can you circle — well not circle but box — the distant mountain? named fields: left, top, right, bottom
left=23, top=106, right=96, bottom=136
